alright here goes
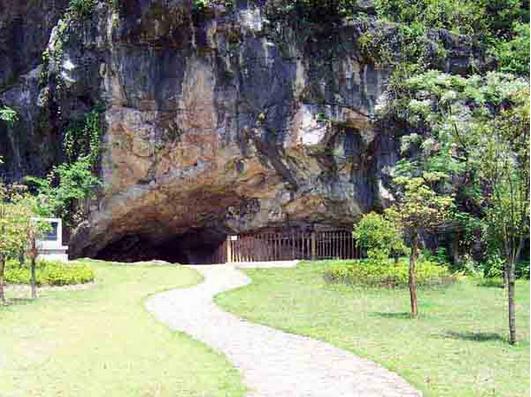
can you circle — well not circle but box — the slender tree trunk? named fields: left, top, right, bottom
left=507, top=256, right=516, bottom=344
left=408, top=234, right=419, bottom=317
left=30, top=236, right=37, bottom=299
left=30, top=256, right=37, bottom=299
left=18, top=250, right=25, bottom=268
left=0, top=254, right=5, bottom=304
left=503, top=263, right=508, bottom=289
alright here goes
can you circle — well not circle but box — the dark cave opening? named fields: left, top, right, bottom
left=95, top=228, right=227, bottom=264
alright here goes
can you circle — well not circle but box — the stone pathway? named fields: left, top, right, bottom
left=145, top=264, right=421, bottom=397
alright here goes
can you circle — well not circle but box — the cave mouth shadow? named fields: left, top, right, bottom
left=442, top=331, right=505, bottom=343
left=94, top=228, right=227, bottom=265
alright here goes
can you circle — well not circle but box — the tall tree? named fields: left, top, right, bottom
left=478, top=88, right=529, bottom=344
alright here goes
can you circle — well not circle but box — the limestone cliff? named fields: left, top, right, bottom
left=0, top=1, right=481, bottom=261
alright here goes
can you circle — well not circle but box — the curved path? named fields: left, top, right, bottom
left=146, top=264, right=420, bottom=397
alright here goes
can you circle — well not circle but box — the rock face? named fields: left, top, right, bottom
left=0, top=1, right=481, bottom=262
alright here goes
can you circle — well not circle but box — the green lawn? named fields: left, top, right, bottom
left=0, top=260, right=245, bottom=397
left=216, top=261, right=529, bottom=397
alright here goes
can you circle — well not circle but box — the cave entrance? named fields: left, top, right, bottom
left=95, top=228, right=227, bottom=264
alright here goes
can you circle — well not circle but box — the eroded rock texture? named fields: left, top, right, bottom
left=0, top=1, right=481, bottom=260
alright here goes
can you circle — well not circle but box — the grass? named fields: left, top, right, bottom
left=216, top=260, right=530, bottom=397
left=0, top=260, right=245, bottom=397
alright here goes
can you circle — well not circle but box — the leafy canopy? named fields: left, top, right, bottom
left=385, top=175, right=454, bottom=237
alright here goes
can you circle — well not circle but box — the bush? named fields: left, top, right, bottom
left=5, top=259, right=94, bottom=286
left=353, top=212, right=407, bottom=260
left=516, top=260, right=530, bottom=279
left=323, top=258, right=455, bottom=288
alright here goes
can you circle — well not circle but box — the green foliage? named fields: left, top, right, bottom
left=516, top=260, right=530, bottom=279
left=39, top=18, right=69, bottom=87
left=5, top=259, right=94, bottom=286
left=493, top=22, right=530, bottom=75
left=25, top=159, right=100, bottom=227
left=374, top=0, right=528, bottom=75
left=478, top=85, right=529, bottom=270
left=381, top=71, right=528, bottom=265
left=0, top=184, right=46, bottom=260
left=69, top=0, right=97, bottom=18
left=63, top=109, right=103, bottom=165
left=385, top=175, right=454, bottom=238
left=374, top=0, right=486, bottom=36
left=482, top=254, right=505, bottom=279
left=353, top=212, right=406, bottom=259
left=357, top=31, right=394, bottom=64
left=422, top=247, right=449, bottom=265
left=0, top=106, right=18, bottom=127
left=25, top=108, right=103, bottom=227
left=323, top=258, right=455, bottom=288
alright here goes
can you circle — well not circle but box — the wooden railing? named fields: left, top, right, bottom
left=212, top=229, right=360, bottom=263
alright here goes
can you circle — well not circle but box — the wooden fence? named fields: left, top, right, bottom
left=211, top=229, right=360, bottom=263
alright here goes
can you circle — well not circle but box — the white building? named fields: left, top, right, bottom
left=34, top=218, right=69, bottom=262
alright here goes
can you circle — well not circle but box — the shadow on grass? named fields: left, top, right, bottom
left=370, top=311, right=411, bottom=319
left=443, top=331, right=505, bottom=342
left=1, top=297, right=34, bottom=307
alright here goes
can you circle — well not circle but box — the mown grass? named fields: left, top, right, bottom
left=0, top=260, right=245, bottom=397
left=216, top=260, right=529, bottom=397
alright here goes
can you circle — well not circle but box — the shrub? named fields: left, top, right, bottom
left=353, top=212, right=407, bottom=260
left=323, top=258, right=455, bottom=288
left=5, top=259, right=94, bottom=286
left=516, top=260, right=530, bottom=279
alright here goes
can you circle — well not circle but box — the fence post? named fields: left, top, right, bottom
left=311, top=231, right=316, bottom=260
left=226, top=236, right=232, bottom=263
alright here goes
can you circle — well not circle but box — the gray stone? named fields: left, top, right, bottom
left=0, top=1, right=484, bottom=259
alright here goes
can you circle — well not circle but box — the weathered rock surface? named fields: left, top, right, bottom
left=0, top=1, right=482, bottom=261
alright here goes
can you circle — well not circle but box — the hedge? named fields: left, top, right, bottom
left=323, top=258, right=456, bottom=288
left=5, top=259, right=94, bottom=286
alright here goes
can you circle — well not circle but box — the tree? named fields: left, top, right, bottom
left=385, top=174, right=454, bottom=317
left=477, top=88, right=529, bottom=344
left=0, top=182, right=48, bottom=303
left=353, top=212, right=406, bottom=262
left=381, top=70, right=529, bottom=342
left=0, top=185, right=34, bottom=303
